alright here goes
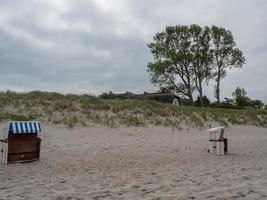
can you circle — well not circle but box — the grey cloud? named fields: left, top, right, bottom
left=0, top=0, right=266, bottom=102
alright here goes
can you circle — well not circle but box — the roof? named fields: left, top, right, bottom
left=142, top=92, right=180, bottom=99
left=108, top=92, right=180, bottom=99
left=8, top=121, right=41, bottom=134
left=208, top=126, right=225, bottom=133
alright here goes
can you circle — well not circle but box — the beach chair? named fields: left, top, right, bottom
left=208, top=126, right=227, bottom=156
left=0, top=121, right=42, bottom=164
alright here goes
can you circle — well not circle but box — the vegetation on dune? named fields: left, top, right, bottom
left=0, top=91, right=266, bottom=129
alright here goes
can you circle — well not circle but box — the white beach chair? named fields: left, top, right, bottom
left=208, top=126, right=227, bottom=156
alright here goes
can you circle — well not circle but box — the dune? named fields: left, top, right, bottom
left=0, top=124, right=267, bottom=199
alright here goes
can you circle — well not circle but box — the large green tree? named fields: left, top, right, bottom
left=211, top=26, right=246, bottom=103
left=148, top=25, right=245, bottom=106
left=190, top=25, right=213, bottom=106
left=147, top=25, right=195, bottom=104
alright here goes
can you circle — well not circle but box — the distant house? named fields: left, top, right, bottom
left=101, top=91, right=181, bottom=106
left=141, top=92, right=180, bottom=106
left=108, top=91, right=136, bottom=100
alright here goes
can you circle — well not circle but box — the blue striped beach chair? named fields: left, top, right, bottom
left=0, top=121, right=42, bottom=164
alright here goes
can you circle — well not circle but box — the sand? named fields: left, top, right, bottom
left=0, top=125, right=267, bottom=200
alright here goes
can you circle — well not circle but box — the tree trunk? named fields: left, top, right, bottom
left=188, top=89, right=193, bottom=105
left=198, top=79, right=203, bottom=106
left=187, top=76, right=193, bottom=105
left=216, top=70, right=221, bottom=103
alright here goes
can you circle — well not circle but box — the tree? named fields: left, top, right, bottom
left=147, top=25, right=195, bottom=104
left=231, top=87, right=265, bottom=109
left=232, top=87, right=250, bottom=108
left=251, top=99, right=264, bottom=110
left=190, top=25, right=213, bottom=106
left=211, top=26, right=246, bottom=103
left=148, top=25, right=245, bottom=106
left=232, top=87, right=247, bottom=98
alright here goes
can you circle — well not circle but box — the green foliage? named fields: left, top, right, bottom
left=232, top=87, right=247, bottom=98
left=148, top=24, right=246, bottom=105
left=211, top=26, right=246, bottom=103
left=99, top=91, right=114, bottom=99
left=190, top=25, right=213, bottom=106
left=210, top=102, right=238, bottom=109
left=251, top=99, right=264, bottom=110
left=9, top=114, right=36, bottom=121
left=231, top=87, right=265, bottom=109
left=195, top=95, right=210, bottom=106
left=147, top=25, right=195, bottom=103
left=235, top=96, right=250, bottom=108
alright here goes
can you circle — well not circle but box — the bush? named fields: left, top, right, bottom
left=250, top=99, right=264, bottom=110
left=210, top=102, right=239, bottom=109
left=236, top=96, right=250, bottom=108
left=195, top=95, right=211, bottom=106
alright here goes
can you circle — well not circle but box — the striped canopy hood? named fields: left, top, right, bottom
left=9, top=121, right=41, bottom=134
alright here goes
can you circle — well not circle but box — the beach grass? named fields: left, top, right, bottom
left=0, top=91, right=266, bottom=128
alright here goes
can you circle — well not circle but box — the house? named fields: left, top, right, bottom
left=101, top=91, right=181, bottom=106
left=106, top=91, right=137, bottom=100
left=141, top=92, right=180, bottom=105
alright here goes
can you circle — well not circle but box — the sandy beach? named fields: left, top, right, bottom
left=1, top=125, right=267, bottom=200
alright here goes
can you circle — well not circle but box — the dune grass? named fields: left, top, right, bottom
left=0, top=90, right=266, bottom=129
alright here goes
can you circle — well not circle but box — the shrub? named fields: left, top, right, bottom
left=195, top=95, right=211, bottom=106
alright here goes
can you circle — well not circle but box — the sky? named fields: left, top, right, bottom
left=0, top=0, right=267, bottom=102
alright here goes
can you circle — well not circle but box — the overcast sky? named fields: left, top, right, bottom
left=0, top=0, right=266, bottom=102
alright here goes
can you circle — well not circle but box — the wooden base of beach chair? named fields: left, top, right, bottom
left=7, top=134, right=41, bottom=164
